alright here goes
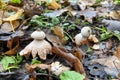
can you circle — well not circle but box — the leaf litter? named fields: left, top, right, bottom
left=0, top=0, right=120, bottom=80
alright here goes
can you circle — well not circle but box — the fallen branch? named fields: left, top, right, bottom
left=52, top=45, right=86, bottom=77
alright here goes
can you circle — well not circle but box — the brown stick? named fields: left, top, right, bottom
left=52, top=45, right=86, bottom=76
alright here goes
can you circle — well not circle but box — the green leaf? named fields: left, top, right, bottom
left=52, top=17, right=60, bottom=25
left=0, top=56, right=16, bottom=70
left=113, top=31, right=120, bottom=41
left=16, top=53, right=23, bottom=64
left=100, top=32, right=113, bottom=41
left=31, top=57, right=41, bottom=65
left=0, top=55, right=22, bottom=71
left=10, top=0, right=21, bottom=4
left=60, top=71, right=85, bottom=80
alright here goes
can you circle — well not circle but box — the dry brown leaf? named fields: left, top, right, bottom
left=46, top=34, right=62, bottom=46
left=48, top=1, right=61, bottom=10
left=31, top=64, right=50, bottom=70
left=53, top=26, right=66, bottom=44
left=114, top=46, right=120, bottom=61
left=108, top=11, right=120, bottom=20
left=5, top=41, right=19, bottom=55
left=92, top=44, right=99, bottom=50
left=0, top=21, right=20, bottom=32
left=53, top=26, right=64, bottom=38
left=88, top=35, right=99, bottom=43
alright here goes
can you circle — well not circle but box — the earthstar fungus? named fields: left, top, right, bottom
left=19, top=29, right=52, bottom=60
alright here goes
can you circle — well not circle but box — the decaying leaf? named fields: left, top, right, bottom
left=19, top=30, right=52, bottom=60
left=114, top=46, right=120, bottom=61
left=90, top=56, right=120, bottom=78
left=92, top=44, right=99, bottom=50
left=46, top=34, right=62, bottom=46
left=43, top=8, right=68, bottom=17
left=3, top=9, right=24, bottom=21
left=88, top=35, right=99, bottom=43
left=5, top=41, right=19, bottom=56
left=108, top=11, right=120, bottom=20
left=53, top=26, right=66, bottom=44
left=50, top=61, right=70, bottom=76
left=79, top=0, right=96, bottom=10
left=76, top=10, right=97, bottom=23
left=48, top=1, right=61, bottom=10
left=53, top=26, right=64, bottom=38
left=78, top=0, right=96, bottom=6
left=69, top=0, right=96, bottom=10
left=102, top=19, right=120, bottom=31
left=0, top=20, right=20, bottom=32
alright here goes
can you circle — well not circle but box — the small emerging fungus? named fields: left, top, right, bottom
left=81, top=27, right=91, bottom=38
left=74, top=26, right=98, bottom=46
left=74, top=26, right=92, bottom=46
left=50, top=61, right=70, bottom=76
left=19, top=29, right=52, bottom=60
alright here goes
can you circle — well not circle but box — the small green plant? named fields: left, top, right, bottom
left=30, top=15, right=60, bottom=29
left=9, top=0, right=21, bottom=4
left=0, top=54, right=23, bottom=71
left=96, top=26, right=120, bottom=41
left=114, top=0, right=120, bottom=5
left=31, top=57, right=41, bottom=65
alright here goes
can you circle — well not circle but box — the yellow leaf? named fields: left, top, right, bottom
left=48, top=1, right=61, bottom=10
left=3, top=9, right=24, bottom=21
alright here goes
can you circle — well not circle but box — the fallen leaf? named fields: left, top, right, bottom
left=108, top=11, right=120, bottom=20
left=5, top=41, right=19, bottom=55
left=53, top=26, right=66, bottom=44
left=78, top=0, right=96, bottom=10
left=79, top=0, right=96, bottom=6
left=43, top=8, right=68, bottom=17
left=3, top=9, right=24, bottom=21
left=92, top=44, right=99, bottom=50
left=0, top=20, right=20, bottom=32
left=88, top=35, right=99, bottom=43
left=102, top=19, right=120, bottom=31
left=48, top=1, right=61, bottom=10
left=114, top=46, right=120, bottom=61
left=76, top=10, right=97, bottom=23
left=46, top=34, right=62, bottom=46
left=87, top=63, right=106, bottom=78
left=90, top=56, right=120, bottom=78
left=53, top=26, right=64, bottom=38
